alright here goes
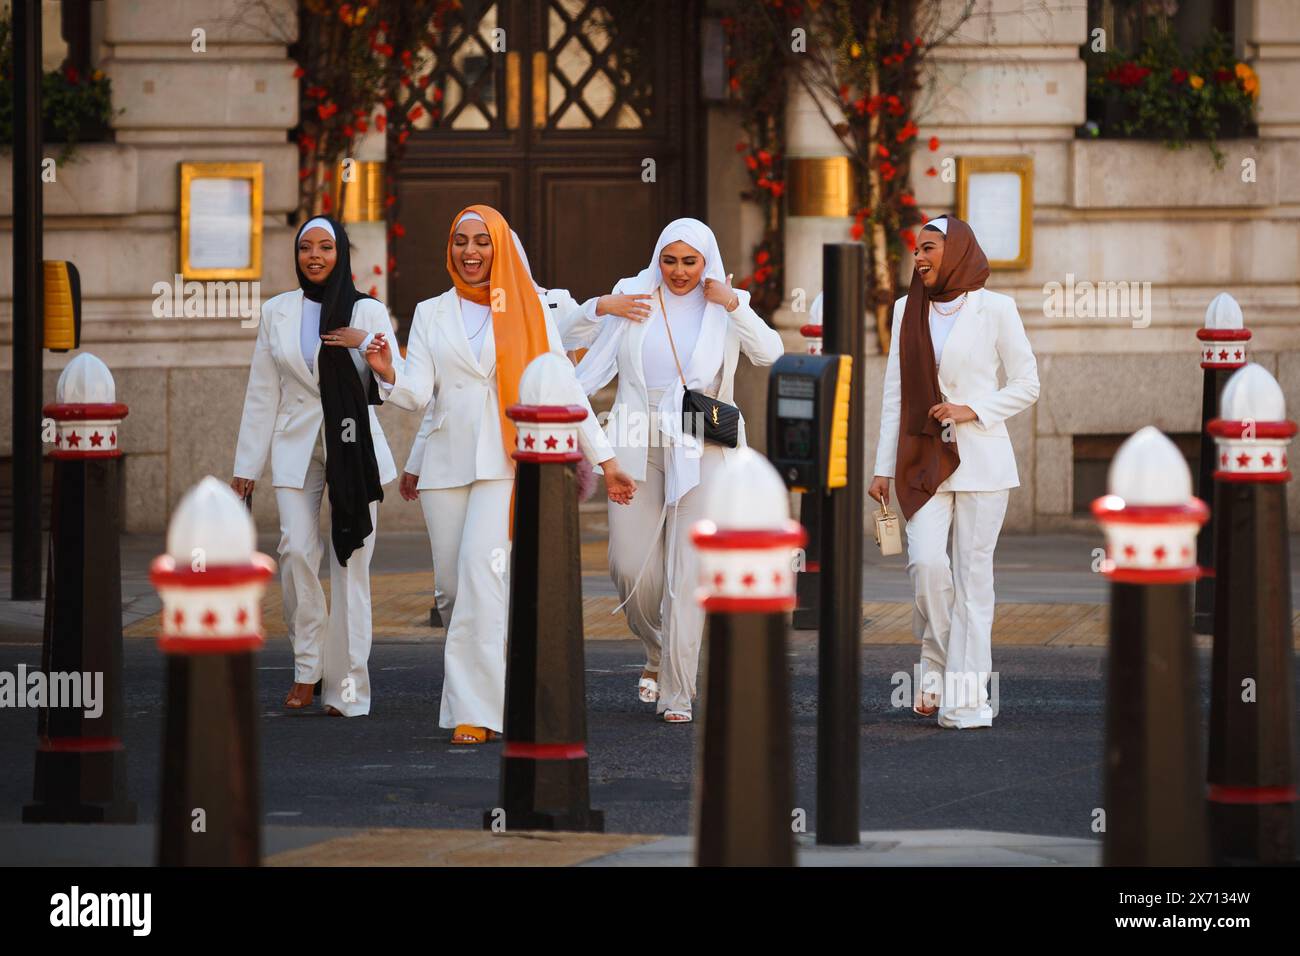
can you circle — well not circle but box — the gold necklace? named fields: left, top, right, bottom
left=930, top=292, right=967, bottom=317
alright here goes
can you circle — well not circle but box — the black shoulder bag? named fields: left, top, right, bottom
left=658, top=287, right=740, bottom=448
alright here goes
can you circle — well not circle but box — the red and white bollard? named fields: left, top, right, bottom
left=490, top=353, right=603, bottom=832
left=1092, top=426, right=1210, bottom=866
left=150, top=477, right=275, bottom=865
left=1206, top=363, right=1297, bottom=864
left=793, top=291, right=823, bottom=630
left=24, top=353, right=136, bottom=824
left=1195, top=292, right=1250, bottom=633
left=691, top=448, right=805, bottom=866
left=801, top=291, right=824, bottom=356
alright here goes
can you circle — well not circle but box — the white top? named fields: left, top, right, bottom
left=299, top=296, right=375, bottom=375
left=929, top=295, right=968, bottom=366
left=461, top=298, right=491, bottom=362
left=643, top=285, right=706, bottom=390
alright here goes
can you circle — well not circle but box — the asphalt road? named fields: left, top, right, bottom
left=8, top=633, right=1289, bottom=843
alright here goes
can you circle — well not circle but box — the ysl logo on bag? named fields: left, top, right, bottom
left=710, top=405, right=719, bottom=426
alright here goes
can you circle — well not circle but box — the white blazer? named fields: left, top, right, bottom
left=574, top=289, right=786, bottom=484
left=402, top=287, right=596, bottom=476
left=385, top=288, right=615, bottom=490
left=233, top=290, right=399, bottom=488
left=874, top=287, right=1039, bottom=491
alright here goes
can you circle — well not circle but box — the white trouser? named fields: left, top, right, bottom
left=419, top=478, right=513, bottom=732
left=905, top=488, right=1009, bottom=729
left=273, top=432, right=377, bottom=717
left=608, top=397, right=726, bottom=716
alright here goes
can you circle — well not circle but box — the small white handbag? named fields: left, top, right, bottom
left=873, top=500, right=902, bottom=556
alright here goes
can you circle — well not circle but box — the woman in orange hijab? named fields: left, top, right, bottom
left=366, top=205, right=635, bottom=743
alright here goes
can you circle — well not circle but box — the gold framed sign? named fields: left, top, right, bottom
left=179, top=161, right=264, bottom=279
left=956, top=155, right=1033, bottom=270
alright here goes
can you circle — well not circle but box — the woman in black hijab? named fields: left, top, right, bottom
left=231, top=216, right=400, bottom=716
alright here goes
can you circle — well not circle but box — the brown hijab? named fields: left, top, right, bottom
left=895, top=215, right=990, bottom=520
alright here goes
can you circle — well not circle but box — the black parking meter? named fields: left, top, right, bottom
left=767, top=352, right=852, bottom=493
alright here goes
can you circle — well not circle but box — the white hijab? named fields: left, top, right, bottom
left=578, top=217, right=740, bottom=510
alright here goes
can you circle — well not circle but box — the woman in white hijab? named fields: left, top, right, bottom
left=575, top=218, right=785, bottom=721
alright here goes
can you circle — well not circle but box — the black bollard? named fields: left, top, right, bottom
left=487, top=355, right=602, bottom=832
left=816, top=244, right=865, bottom=846
left=151, top=477, right=274, bottom=866
left=1206, top=363, right=1297, bottom=864
left=1093, top=426, right=1210, bottom=866
left=24, top=355, right=136, bottom=824
left=691, top=450, right=804, bottom=866
left=793, top=311, right=824, bottom=630
left=1193, top=294, right=1250, bottom=635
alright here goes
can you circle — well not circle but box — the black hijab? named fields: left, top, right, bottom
left=294, top=216, right=384, bottom=565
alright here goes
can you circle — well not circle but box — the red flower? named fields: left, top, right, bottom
left=735, top=141, right=747, bottom=152
left=432, top=87, right=444, bottom=103
left=855, top=206, right=870, bottom=220
left=901, top=229, right=917, bottom=251
left=886, top=100, right=905, bottom=116
left=383, top=96, right=395, bottom=109
left=755, top=249, right=770, bottom=265
left=399, top=75, right=411, bottom=87
left=375, top=114, right=387, bottom=132
left=342, top=125, right=355, bottom=138
left=896, top=120, right=918, bottom=142
left=298, top=167, right=311, bottom=180
left=1171, top=67, right=1188, bottom=85
left=322, top=193, right=334, bottom=212
left=757, top=176, right=771, bottom=188
left=880, top=160, right=897, bottom=181
left=757, top=149, right=772, bottom=166
left=838, top=84, right=849, bottom=101
left=373, top=264, right=383, bottom=274
left=914, top=36, right=924, bottom=48
left=385, top=193, right=396, bottom=207
left=850, top=223, right=864, bottom=240
left=409, top=105, right=425, bottom=122
left=398, top=129, right=410, bottom=144
left=745, top=155, right=759, bottom=171
left=368, top=285, right=378, bottom=297
left=393, top=222, right=406, bottom=238
left=388, top=255, right=397, bottom=272
left=769, top=182, right=785, bottom=198
left=401, top=50, right=413, bottom=67
left=417, top=74, right=431, bottom=88
left=754, top=266, right=772, bottom=283
left=356, top=118, right=368, bottom=133
left=925, top=166, right=938, bottom=177
left=900, top=193, right=916, bottom=206
left=876, top=144, right=890, bottom=158
left=1214, top=68, right=1233, bottom=83
left=293, top=66, right=305, bottom=79
left=928, top=136, right=940, bottom=151
left=1106, top=62, right=1151, bottom=88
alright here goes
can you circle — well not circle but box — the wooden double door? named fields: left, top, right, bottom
left=390, top=0, right=703, bottom=329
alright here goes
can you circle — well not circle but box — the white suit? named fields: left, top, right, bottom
left=575, top=220, right=786, bottom=717
left=875, top=286, right=1039, bottom=728
left=383, top=288, right=613, bottom=733
left=233, top=290, right=399, bottom=716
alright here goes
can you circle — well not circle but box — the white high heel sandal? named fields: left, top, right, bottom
left=638, top=677, right=659, bottom=703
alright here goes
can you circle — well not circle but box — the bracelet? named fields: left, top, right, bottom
left=726, top=295, right=739, bottom=312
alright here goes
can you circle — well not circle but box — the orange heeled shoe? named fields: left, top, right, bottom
left=450, top=724, right=499, bottom=745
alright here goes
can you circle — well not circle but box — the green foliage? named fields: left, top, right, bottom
left=0, top=14, right=118, bottom=163
left=1087, top=28, right=1258, bottom=168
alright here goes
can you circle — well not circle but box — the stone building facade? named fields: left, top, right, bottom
left=2, top=0, right=1298, bottom=535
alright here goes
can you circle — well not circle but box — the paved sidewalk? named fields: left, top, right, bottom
left=0, top=823, right=1098, bottom=867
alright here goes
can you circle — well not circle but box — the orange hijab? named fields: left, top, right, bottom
left=446, top=205, right=551, bottom=465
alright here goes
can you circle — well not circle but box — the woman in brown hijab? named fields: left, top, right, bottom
left=868, top=215, right=1039, bottom=729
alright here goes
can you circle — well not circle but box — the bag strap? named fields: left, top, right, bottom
left=656, top=287, right=688, bottom=389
